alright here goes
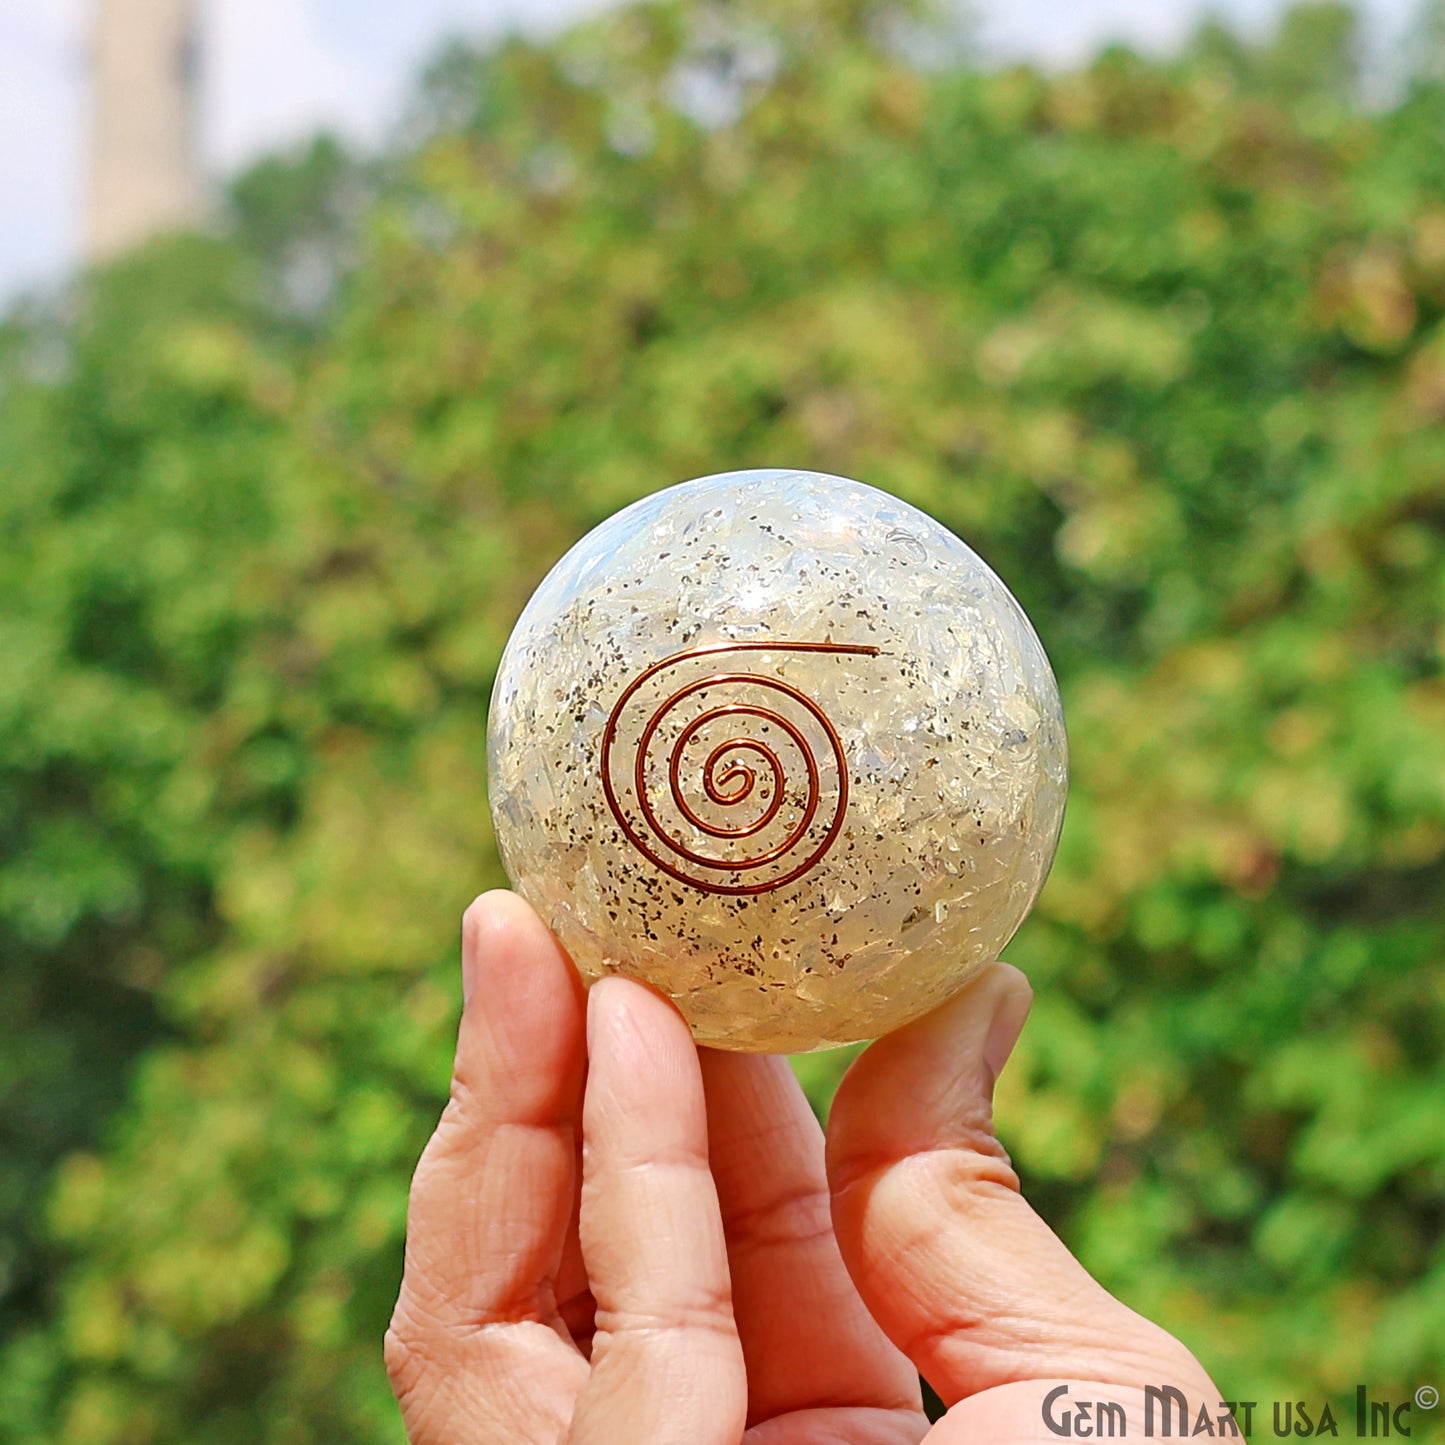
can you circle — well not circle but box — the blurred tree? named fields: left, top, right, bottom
left=226, top=136, right=371, bottom=333
left=1258, top=1, right=1361, bottom=103
left=1407, top=0, right=1445, bottom=85
left=1, top=0, right=1443, bottom=1439
left=1188, top=0, right=1363, bottom=111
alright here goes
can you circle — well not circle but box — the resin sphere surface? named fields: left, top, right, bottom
left=487, top=470, right=1066, bottom=1051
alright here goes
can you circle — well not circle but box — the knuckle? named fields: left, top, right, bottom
left=830, top=1123, right=1020, bottom=1202
left=383, top=1319, right=425, bottom=1398
left=726, top=1181, right=834, bottom=1251
left=600, top=1303, right=738, bottom=1340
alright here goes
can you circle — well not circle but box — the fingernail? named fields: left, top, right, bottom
left=983, top=978, right=1033, bottom=1086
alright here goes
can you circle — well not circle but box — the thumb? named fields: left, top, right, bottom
left=824, top=963, right=1216, bottom=1411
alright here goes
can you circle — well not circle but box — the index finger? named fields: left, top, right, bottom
left=398, top=891, right=586, bottom=1331
left=386, top=892, right=590, bottom=1440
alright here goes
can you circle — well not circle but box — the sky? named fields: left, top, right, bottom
left=0, top=0, right=1422, bottom=308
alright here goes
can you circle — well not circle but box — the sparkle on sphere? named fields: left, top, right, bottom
left=487, top=470, right=1067, bottom=1052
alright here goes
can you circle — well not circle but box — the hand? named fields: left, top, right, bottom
left=824, top=954, right=1224, bottom=1441
left=386, top=891, right=1221, bottom=1443
left=385, top=891, right=924, bottom=1444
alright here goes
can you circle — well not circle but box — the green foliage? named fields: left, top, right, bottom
left=226, top=135, right=373, bottom=334
left=2, top=0, right=1444, bottom=1437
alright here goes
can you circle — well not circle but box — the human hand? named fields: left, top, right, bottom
left=824, top=958, right=1225, bottom=1441
left=386, top=891, right=1221, bottom=1443
left=385, top=890, right=925, bottom=1444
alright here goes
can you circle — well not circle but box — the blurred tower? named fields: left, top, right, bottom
left=85, top=0, right=204, bottom=261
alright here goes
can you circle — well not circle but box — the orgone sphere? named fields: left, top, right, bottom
left=487, top=469, right=1067, bottom=1052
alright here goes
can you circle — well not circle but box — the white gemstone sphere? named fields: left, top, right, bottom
left=487, top=470, right=1066, bottom=1052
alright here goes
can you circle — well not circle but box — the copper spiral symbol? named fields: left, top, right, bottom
left=600, top=641, right=880, bottom=896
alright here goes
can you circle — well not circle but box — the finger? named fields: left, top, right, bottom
left=923, top=1379, right=1194, bottom=1443
left=386, top=892, right=588, bottom=1440
left=555, top=1136, right=596, bottom=1354
left=745, top=1406, right=933, bottom=1445
left=700, top=1049, right=924, bottom=1431
left=400, top=891, right=585, bottom=1327
left=825, top=963, right=1218, bottom=1408
left=569, top=978, right=747, bottom=1445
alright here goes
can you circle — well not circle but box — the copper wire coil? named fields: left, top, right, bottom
left=600, top=641, right=880, bottom=896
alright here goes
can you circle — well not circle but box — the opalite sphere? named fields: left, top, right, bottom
left=487, top=470, right=1067, bottom=1052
